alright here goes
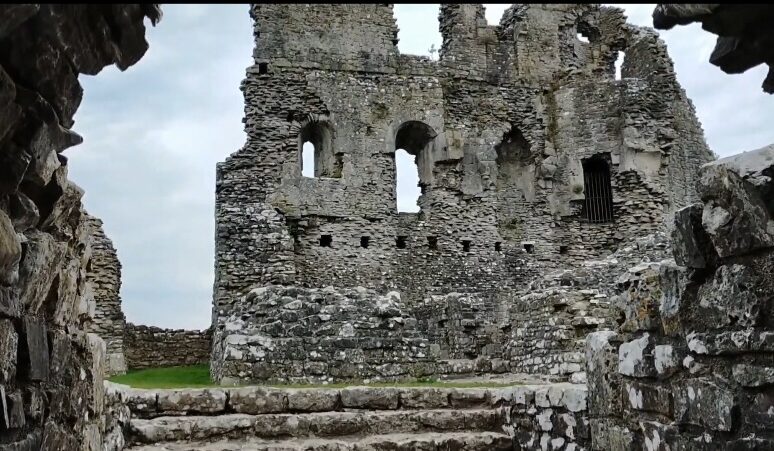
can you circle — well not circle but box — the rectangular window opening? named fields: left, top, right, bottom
left=462, top=240, right=472, bottom=252
left=427, top=236, right=438, bottom=250
left=320, top=235, right=332, bottom=247
left=523, top=243, right=534, bottom=254
left=258, top=62, right=269, bottom=74
left=360, top=236, right=370, bottom=248
left=494, top=242, right=502, bottom=252
left=559, top=245, right=569, bottom=255
left=396, top=236, right=407, bottom=249
left=582, top=156, right=615, bottom=223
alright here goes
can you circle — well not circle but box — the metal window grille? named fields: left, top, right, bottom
left=582, top=159, right=614, bottom=223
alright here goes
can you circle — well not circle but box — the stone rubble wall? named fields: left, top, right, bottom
left=213, top=4, right=714, bottom=384
left=214, top=232, right=669, bottom=385
left=103, top=381, right=589, bottom=451
left=125, top=323, right=212, bottom=370
left=0, top=4, right=159, bottom=450
left=83, top=213, right=127, bottom=376
left=585, top=144, right=774, bottom=449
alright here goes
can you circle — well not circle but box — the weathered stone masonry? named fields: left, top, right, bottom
left=0, top=4, right=160, bottom=450
left=83, top=213, right=127, bottom=376
left=212, top=3, right=714, bottom=384
left=124, top=323, right=211, bottom=370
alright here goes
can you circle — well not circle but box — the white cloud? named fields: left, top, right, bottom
left=68, top=4, right=774, bottom=329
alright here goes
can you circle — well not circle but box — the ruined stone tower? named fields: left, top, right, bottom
left=212, top=4, right=714, bottom=384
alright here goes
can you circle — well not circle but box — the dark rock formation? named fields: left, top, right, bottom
left=653, top=4, right=774, bottom=93
left=0, top=4, right=158, bottom=449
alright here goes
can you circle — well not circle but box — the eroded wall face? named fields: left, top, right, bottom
left=213, top=4, right=714, bottom=383
left=586, top=145, right=774, bottom=449
left=0, top=4, right=159, bottom=449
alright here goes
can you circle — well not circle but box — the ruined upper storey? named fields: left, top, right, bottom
left=251, top=3, right=674, bottom=84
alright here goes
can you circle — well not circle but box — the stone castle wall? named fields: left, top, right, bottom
left=83, top=214, right=127, bottom=376
left=124, top=323, right=211, bottom=370
left=586, top=145, right=774, bottom=449
left=212, top=3, right=714, bottom=384
left=0, top=4, right=159, bottom=449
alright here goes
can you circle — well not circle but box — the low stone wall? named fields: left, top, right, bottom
left=125, top=323, right=212, bottom=370
left=586, top=145, right=774, bottom=449
left=104, top=381, right=589, bottom=450
left=212, top=234, right=668, bottom=385
left=211, top=286, right=438, bottom=384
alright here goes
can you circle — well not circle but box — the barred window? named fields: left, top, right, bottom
left=582, top=157, right=614, bottom=223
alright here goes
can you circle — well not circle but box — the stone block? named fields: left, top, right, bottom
left=286, top=388, right=339, bottom=412
left=0, top=319, right=17, bottom=383
left=619, top=333, right=656, bottom=377
left=653, top=344, right=679, bottom=377
left=589, top=418, right=638, bottom=451
left=585, top=331, right=621, bottom=416
left=623, top=381, right=672, bottom=416
left=733, top=364, right=774, bottom=387
left=0, top=286, right=20, bottom=318
left=449, top=388, right=488, bottom=409
left=674, top=378, right=734, bottom=431
left=658, top=263, right=688, bottom=336
left=124, top=389, right=158, bottom=417
left=399, top=388, right=449, bottom=409
left=617, top=262, right=664, bottom=333
left=697, top=264, right=765, bottom=328
left=19, top=317, right=48, bottom=382
left=698, top=144, right=774, bottom=258
left=157, top=388, right=227, bottom=414
left=17, top=231, right=66, bottom=314
left=47, top=329, right=71, bottom=384
left=228, top=387, right=287, bottom=414
left=671, top=203, right=717, bottom=269
left=0, top=210, right=21, bottom=286
left=639, top=421, right=678, bottom=451
left=747, top=392, right=774, bottom=430
left=340, top=387, right=400, bottom=410
left=6, top=390, right=24, bottom=429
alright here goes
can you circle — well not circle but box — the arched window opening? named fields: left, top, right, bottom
left=395, top=148, right=420, bottom=213
left=582, top=156, right=614, bottom=223
left=495, top=126, right=532, bottom=192
left=298, top=120, right=340, bottom=178
left=301, top=141, right=315, bottom=178
left=614, top=51, right=625, bottom=80
left=394, top=120, right=437, bottom=213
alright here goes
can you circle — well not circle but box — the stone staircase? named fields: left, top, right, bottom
left=105, top=382, right=588, bottom=451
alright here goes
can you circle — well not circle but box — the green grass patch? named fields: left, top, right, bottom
left=109, top=365, right=521, bottom=390
left=109, top=365, right=212, bottom=389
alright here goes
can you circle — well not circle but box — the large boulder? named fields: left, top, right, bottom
left=697, top=144, right=774, bottom=258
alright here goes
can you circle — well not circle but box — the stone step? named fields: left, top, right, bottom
left=128, top=409, right=506, bottom=445
left=126, top=431, right=514, bottom=450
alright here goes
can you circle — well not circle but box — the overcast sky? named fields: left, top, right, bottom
left=67, top=4, right=774, bottom=330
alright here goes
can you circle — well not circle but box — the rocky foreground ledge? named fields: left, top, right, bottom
left=103, top=381, right=588, bottom=451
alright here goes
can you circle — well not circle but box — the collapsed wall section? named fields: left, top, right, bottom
left=213, top=3, right=715, bottom=384
left=83, top=214, right=127, bottom=376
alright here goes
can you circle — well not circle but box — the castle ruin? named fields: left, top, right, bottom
left=211, top=3, right=714, bottom=385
